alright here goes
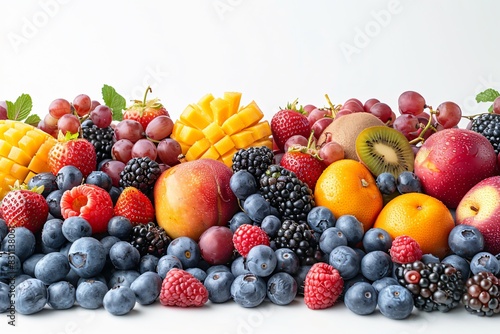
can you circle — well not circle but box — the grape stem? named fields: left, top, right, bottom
left=143, top=86, right=152, bottom=105
left=408, top=106, right=438, bottom=145
left=324, top=94, right=342, bottom=117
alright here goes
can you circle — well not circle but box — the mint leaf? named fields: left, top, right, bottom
left=476, top=88, right=500, bottom=103
left=489, top=104, right=494, bottom=113
left=6, top=94, right=33, bottom=121
left=102, top=84, right=126, bottom=121
left=24, top=114, right=41, bottom=126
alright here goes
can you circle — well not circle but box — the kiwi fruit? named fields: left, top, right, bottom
left=317, top=112, right=384, bottom=160
left=355, top=125, right=414, bottom=178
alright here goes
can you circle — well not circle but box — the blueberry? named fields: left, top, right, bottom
left=230, top=170, right=258, bottom=200
left=260, top=215, right=282, bottom=238
left=185, top=267, right=207, bottom=282
left=246, top=245, right=277, bottom=277
left=15, top=278, right=48, bottom=315
left=206, top=264, right=231, bottom=276
left=204, top=270, right=235, bottom=303
left=334, top=215, right=364, bottom=246
left=41, top=218, right=65, bottom=249
left=77, top=275, right=107, bottom=287
left=0, top=219, right=7, bottom=242
left=103, top=286, right=136, bottom=315
left=361, top=250, right=393, bottom=281
left=108, top=186, right=123, bottom=205
left=421, top=253, right=440, bottom=265
left=362, top=228, right=392, bottom=253
left=230, top=256, right=251, bottom=277
left=109, top=241, right=140, bottom=270
left=274, top=248, right=300, bottom=275
left=0, top=282, right=9, bottom=313
left=243, top=193, right=271, bottom=223
left=22, top=253, right=45, bottom=277
left=139, top=254, right=159, bottom=274
left=46, top=189, right=65, bottom=219
left=167, top=236, right=200, bottom=269
left=293, top=265, right=312, bottom=295
left=34, top=252, right=70, bottom=285
left=56, top=165, right=83, bottom=191
left=107, top=216, right=132, bottom=240
left=229, top=212, right=253, bottom=232
left=47, top=281, right=75, bottom=310
left=156, top=254, right=182, bottom=279
left=86, top=170, right=113, bottom=191
left=65, top=269, right=81, bottom=288
left=59, top=242, right=73, bottom=257
left=344, top=281, right=378, bottom=315
left=68, top=237, right=106, bottom=278
left=377, top=285, right=414, bottom=320
left=448, top=225, right=484, bottom=259
left=329, top=245, right=361, bottom=280
left=130, top=271, right=162, bottom=305
left=372, top=276, right=399, bottom=293
left=62, top=216, right=92, bottom=242
left=266, top=272, right=297, bottom=305
left=0, top=252, right=21, bottom=279
left=100, top=235, right=120, bottom=264
left=76, top=279, right=108, bottom=309
left=396, top=171, right=422, bottom=194
left=470, top=251, right=499, bottom=275
left=376, top=172, right=397, bottom=195
left=442, top=254, right=470, bottom=281
left=307, top=206, right=336, bottom=233
left=319, top=227, right=348, bottom=254
left=1, top=227, right=36, bottom=262
left=231, top=274, right=267, bottom=308
left=108, top=270, right=140, bottom=289
left=28, top=172, right=58, bottom=197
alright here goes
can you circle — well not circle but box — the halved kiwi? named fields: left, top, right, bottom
left=355, top=125, right=414, bottom=178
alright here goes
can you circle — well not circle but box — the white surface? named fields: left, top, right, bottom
left=1, top=0, right=500, bottom=333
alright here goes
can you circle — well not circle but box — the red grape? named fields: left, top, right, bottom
left=303, top=104, right=317, bottom=115
left=284, top=135, right=308, bottom=152
left=99, top=160, right=126, bottom=187
left=114, top=120, right=144, bottom=143
left=398, top=91, right=426, bottom=115
left=369, top=102, right=393, bottom=123
left=49, top=98, right=72, bottom=119
left=57, top=114, right=81, bottom=135
left=90, top=100, right=101, bottom=112
left=363, top=98, right=380, bottom=113
left=0, top=101, right=7, bottom=120
left=311, top=117, right=333, bottom=140
left=335, top=109, right=353, bottom=119
left=342, top=100, right=364, bottom=113
left=198, top=226, right=234, bottom=265
left=344, top=98, right=363, bottom=107
left=145, top=115, right=174, bottom=141
left=157, top=138, right=182, bottom=166
left=112, top=139, right=134, bottom=163
left=393, top=114, right=420, bottom=141
left=44, top=113, right=59, bottom=128
left=131, top=138, right=157, bottom=160
left=319, top=141, right=344, bottom=165
left=435, top=101, right=462, bottom=129
left=37, top=119, right=58, bottom=136
left=307, top=108, right=332, bottom=128
left=90, top=105, right=113, bottom=128
left=73, top=94, right=92, bottom=117
left=387, top=111, right=397, bottom=126
left=493, top=96, right=500, bottom=114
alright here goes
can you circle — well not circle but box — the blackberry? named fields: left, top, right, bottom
left=129, top=222, right=171, bottom=257
left=462, top=271, right=500, bottom=317
left=271, top=219, right=320, bottom=265
left=259, top=165, right=315, bottom=223
left=470, top=113, right=500, bottom=154
left=81, top=120, right=115, bottom=164
left=232, top=146, right=274, bottom=180
left=119, top=156, right=162, bottom=194
left=395, top=260, right=465, bottom=312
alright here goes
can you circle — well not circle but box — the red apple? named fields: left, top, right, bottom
left=456, top=176, right=500, bottom=254
left=154, top=159, right=238, bottom=241
left=198, top=226, right=234, bottom=265
left=414, top=128, right=497, bottom=209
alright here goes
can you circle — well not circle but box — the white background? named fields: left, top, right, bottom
left=1, top=0, right=500, bottom=333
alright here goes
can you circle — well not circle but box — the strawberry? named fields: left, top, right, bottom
left=48, top=131, right=97, bottom=177
left=232, top=224, right=270, bottom=257
left=1, top=183, right=48, bottom=233
left=113, top=187, right=155, bottom=225
left=60, top=184, right=114, bottom=234
left=123, top=86, right=169, bottom=129
left=389, top=235, right=423, bottom=264
left=280, top=132, right=326, bottom=190
left=159, top=268, right=209, bottom=307
left=304, top=262, right=344, bottom=310
left=271, top=100, right=310, bottom=152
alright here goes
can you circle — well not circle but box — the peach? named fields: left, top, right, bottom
left=154, top=158, right=238, bottom=241
left=456, top=176, right=500, bottom=255
left=414, top=128, right=497, bottom=209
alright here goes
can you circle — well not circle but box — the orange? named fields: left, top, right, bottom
left=314, top=159, right=383, bottom=232
left=374, top=192, right=455, bottom=259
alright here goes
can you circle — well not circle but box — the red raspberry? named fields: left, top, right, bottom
left=304, top=262, right=344, bottom=310
left=159, top=268, right=208, bottom=307
left=60, top=184, right=114, bottom=234
left=232, top=224, right=270, bottom=257
left=389, top=235, right=423, bottom=264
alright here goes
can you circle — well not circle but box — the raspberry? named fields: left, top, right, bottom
left=389, top=235, right=423, bottom=264
left=232, top=224, right=270, bottom=257
left=60, top=184, right=114, bottom=234
left=159, top=268, right=208, bottom=307
left=304, top=262, right=344, bottom=309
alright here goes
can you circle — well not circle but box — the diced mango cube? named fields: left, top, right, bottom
left=185, top=138, right=211, bottom=161
left=198, top=93, right=215, bottom=120
left=0, top=124, right=10, bottom=139
left=221, top=113, right=245, bottom=135
left=221, top=148, right=238, bottom=168
left=10, top=163, right=29, bottom=181
left=13, top=122, right=32, bottom=134
left=213, top=135, right=235, bottom=156
left=202, top=123, right=225, bottom=144
left=250, top=138, right=274, bottom=150
left=210, top=98, right=230, bottom=126
left=247, top=121, right=272, bottom=141
left=0, top=157, right=15, bottom=172
left=238, top=101, right=264, bottom=127
left=180, top=104, right=211, bottom=130
left=8, top=146, right=31, bottom=166
left=36, top=139, right=56, bottom=163
left=231, top=131, right=255, bottom=149
left=223, top=92, right=242, bottom=115
left=24, top=171, right=37, bottom=184
left=18, top=135, right=39, bottom=157
left=200, top=146, right=220, bottom=161
left=28, top=155, right=51, bottom=173
left=177, top=125, right=204, bottom=146
left=3, top=128, right=25, bottom=146
left=0, top=140, right=12, bottom=157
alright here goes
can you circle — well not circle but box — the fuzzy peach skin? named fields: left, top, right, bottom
left=154, top=159, right=238, bottom=241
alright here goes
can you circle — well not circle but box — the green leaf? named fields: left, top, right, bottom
left=24, top=114, right=41, bottom=126
left=488, top=104, right=494, bottom=113
left=102, top=84, right=126, bottom=121
left=476, top=88, right=500, bottom=103
left=6, top=94, right=32, bottom=121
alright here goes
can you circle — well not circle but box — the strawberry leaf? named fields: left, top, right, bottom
left=476, top=88, right=500, bottom=103
left=6, top=93, right=32, bottom=121
left=102, top=84, right=126, bottom=121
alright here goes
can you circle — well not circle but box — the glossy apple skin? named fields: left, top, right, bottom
left=414, top=128, right=497, bottom=209
left=456, top=176, right=500, bottom=255
left=154, top=159, right=238, bottom=241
